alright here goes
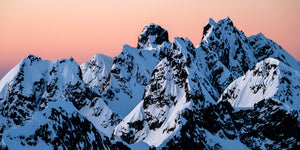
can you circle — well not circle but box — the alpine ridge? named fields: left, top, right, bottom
left=0, top=17, right=299, bottom=150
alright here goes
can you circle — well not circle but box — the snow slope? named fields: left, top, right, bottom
left=80, top=54, right=113, bottom=95
left=219, top=58, right=300, bottom=110
left=0, top=55, right=127, bottom=149
left=2, top=100, right=109, bottom=149
left=113, top=40, right=191, bottom=146
left=101, top=24, right=172, bottom=117
left=112, top=37, right=244, bottom=148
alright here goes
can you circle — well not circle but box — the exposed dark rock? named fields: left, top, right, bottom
left=137, top=23, right=169, bottom=49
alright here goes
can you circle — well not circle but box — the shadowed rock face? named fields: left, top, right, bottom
left=137, top=23, right=169, bottom=49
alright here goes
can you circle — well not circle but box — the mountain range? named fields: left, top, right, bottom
left=0, top=17, right=299, bottom=150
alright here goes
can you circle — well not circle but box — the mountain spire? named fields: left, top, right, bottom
left=137, top=23, right=169, bottom=50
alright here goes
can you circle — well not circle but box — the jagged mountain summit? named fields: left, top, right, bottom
left=219, top=58, right=300, bottom=110
left=80, top=54, right=113, bottom=95
left=137, top=23, right=169, bottom=50
left=0, top=17, right=299, bottom=150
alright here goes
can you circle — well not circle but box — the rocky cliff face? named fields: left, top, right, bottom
left=137, top=23, right=169, bottom=50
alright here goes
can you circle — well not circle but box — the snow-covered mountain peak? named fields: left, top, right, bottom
left=254, top=32, right=266, bottom=38
left=201, top=17, right=245, bottom=46
left=217, top=16, right=234, bottom=26
left=0, top=54, right=88, bottom=127
left=173, top=37, right=194, bottom=48
left=172, top=37, right=195, bottom=55
left=208, top=18, right=217, bottom=25
left=248, top=31, right=300, bottom=71
left=21, top=54, right=42, bottom=64
left=80, top=54, right=113, bottom=94
left=113, top=41, right=191, bottom=146
left=202, top=18, right=217, bottom=39
left=248, top=32, right=269, bottom=46
left=1, top=17, right=300, bottom=150
left=137, top=23, right=169, bottom=50
left=80, top=53, right=113, bottom=76
left=0, top=54, right=82, bottom=92
left=92, top=53, right=112, bottom=61
left=88, top=54, right=113, bottom=71
left=200, top=17, right=257, bottom=81
left=219, top=58, right=300, bottom=110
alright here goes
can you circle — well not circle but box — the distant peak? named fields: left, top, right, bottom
left=202, top=18, right=219, bottom=42
left=92, top=53, right=112, bottom=60
left=137, top=23, right=169, bottom=49
left=224, top=16, right=231, bottom=20
left=145, top=23, right=159, bottom=28
left=256, top=32, right=266, bottom=38
left=249, top=32, right=268, bottom=41
left=173, top=37, right=193, bottom=45
left=208, top=18, right=216, bottom=26
left=90, top=54, right=113, bottom=64
left=26, top=54, right=39, bottom=60
left=223, top=16, right=232, bottom=22
left=257, top=32, right=264, bottom=36
left=217, top=16, right=234, bottom=26
left=69, top=57, right=74, bottom=61
left=21, top=54, right=41, bottom=65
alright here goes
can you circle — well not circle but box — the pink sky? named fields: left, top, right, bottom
left=1, top=0, right=300, bottom=79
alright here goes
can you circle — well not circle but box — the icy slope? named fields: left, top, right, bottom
left=80, top=97, right=121, bottom=136
left=219, top=58, right=300, bottom=110
left=112, top=37, right=244, bottom=149
left=80, top=54, right=113, bottom=95
left=101, top=24, right=172, bottom=117
left=2, top=100, right=113, bottom=149
left=0, top=55, right=88, bottom=126
left=113, top=40, right=191, bottom=146
left=0, top=55, right=125, bottom=149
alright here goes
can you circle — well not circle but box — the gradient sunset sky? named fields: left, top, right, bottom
left=1, top=0, right=300, bottom=79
